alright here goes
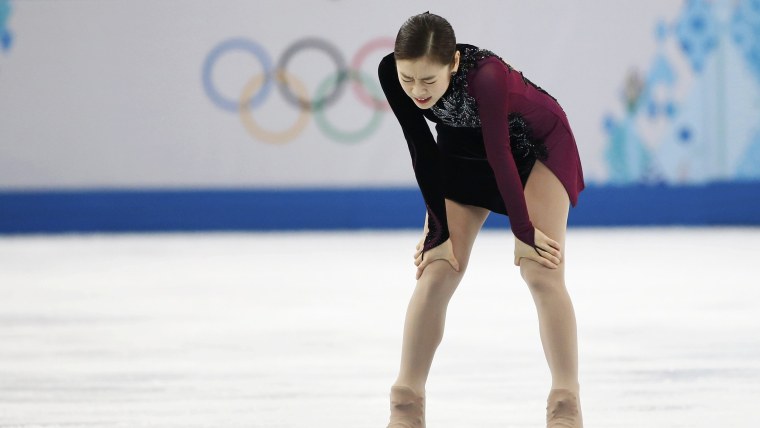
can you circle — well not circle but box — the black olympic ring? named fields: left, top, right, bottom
left=276, top=37, right=349, bottom=111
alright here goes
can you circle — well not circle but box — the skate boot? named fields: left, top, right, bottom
left=387, top=385, right=425, bottom=428
left=546, top=388, right=582, bottom=428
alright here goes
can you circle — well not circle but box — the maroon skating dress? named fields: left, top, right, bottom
left=378, top=44, right=585, bottom=251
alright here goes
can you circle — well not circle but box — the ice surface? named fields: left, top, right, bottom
left=0, top=228, right=758, bottom=427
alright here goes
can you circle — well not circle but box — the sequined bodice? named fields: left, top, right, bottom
left=427, top=44, right=550, bottom=163
left=428, top=44, right=557, bottom=129
left=429, top=45, right=494, bottom=128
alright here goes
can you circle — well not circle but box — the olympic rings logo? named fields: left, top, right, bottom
left=202, top=36, right=394, bottom=144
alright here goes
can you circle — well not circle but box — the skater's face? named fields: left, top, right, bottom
left=396, top=51, right=460, bottom=109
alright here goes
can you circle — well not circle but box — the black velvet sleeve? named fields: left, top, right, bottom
left=378, top=53, right=450, bottom=253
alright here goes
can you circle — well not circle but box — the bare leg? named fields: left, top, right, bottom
left=393, top=199, right=489, bottom=395
left=519, top=161, right=583, bottom=426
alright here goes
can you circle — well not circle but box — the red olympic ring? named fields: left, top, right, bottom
left=351, top=37, right=395, bottom=111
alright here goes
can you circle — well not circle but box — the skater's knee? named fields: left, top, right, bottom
left=415, top=262, right=463, bottom=301
left=520, top=263, right=564, bottom=296
left=419, top=259, right=465, bottom=284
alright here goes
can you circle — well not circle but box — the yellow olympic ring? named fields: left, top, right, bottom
left=238, top=71, right=311, bottom=144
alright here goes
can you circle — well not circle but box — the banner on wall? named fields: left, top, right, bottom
left=0, top=0, right=759, bottom=232
left=0, top=0, right=705, bottom=190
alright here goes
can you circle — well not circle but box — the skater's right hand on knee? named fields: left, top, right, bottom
left=414, top=236, right=425, bottom=260
left=413, top=216, right=429, bottom=270
left=414, top=238, right=460, bottom=280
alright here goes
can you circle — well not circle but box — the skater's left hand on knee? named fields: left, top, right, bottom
left=513, top=228, right=562, bottom=269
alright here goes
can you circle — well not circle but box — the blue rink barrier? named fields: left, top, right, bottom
left=1, top=182, right=759, bottom=234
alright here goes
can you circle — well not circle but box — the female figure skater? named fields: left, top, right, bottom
left=378, top=12, right=585, bottom=428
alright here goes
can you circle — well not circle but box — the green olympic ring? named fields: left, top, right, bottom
left=313, top=70, right=385, bottom=144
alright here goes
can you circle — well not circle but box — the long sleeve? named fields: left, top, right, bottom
left=468, top=61, right=536, bottom=247
left=378, top=54, right=450, bottom=252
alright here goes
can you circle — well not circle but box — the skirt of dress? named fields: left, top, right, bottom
left=436, top=125, right=536, bottom=217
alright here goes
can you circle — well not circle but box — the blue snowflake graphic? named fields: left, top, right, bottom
left=676, top=0, right=719, bottom=73
left=0, top=0, right=12, bottom=52
left=732, top=0, right=760, bottom=82
left=603, top=0, right=760, bottom=185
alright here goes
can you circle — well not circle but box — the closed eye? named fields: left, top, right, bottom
left=400, top=78, right=437, bottom=85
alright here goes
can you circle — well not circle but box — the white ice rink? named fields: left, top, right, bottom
left=1, top=228, right=759, bottom=428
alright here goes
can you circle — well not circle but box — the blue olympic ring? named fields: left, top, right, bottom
left=202, top=38, right=274, bottom=112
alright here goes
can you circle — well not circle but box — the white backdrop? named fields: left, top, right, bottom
left=0, top=0, right=686, bottom=189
